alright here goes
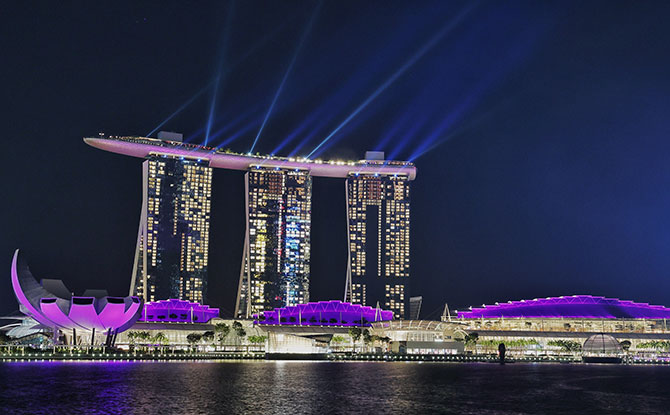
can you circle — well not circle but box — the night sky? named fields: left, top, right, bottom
left=2, top=1, right=670, bottom=319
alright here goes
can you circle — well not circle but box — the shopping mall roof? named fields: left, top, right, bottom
left=139, top=299, right=219, bottom=324
left=253, top=300, right=393, bottom=327
left=456, top=295, right=670, bottom=320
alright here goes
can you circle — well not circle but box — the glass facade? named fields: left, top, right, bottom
left=236, top=166, right=311, bottom=318
left=345, top=173, right=411, bottom=318
left=131, top=155, right=212, bottom=304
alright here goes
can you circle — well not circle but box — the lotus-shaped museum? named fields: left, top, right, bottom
left=11, top=249, right=143, bottom=335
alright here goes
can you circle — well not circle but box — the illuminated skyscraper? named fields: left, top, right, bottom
left=235, top=166, right=311, bottom=318
left=130, top=153, right=212, bottom=304
left=345, top=172, right=411, bottom=318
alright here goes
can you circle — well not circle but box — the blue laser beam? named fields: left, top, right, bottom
left=208, top=105, right=263, bottom=145
left=218, top=118, right=260, bottom=149
left=271, top=111, right=320, bottom=155
left=204, top=2, right=236, bottom=147
left=204, top=74, right=222, bottom=146
left=409, top=21, right=543, bottom=162
left=249, top=1, right=322, bottom=154
left=305, top=4, right=476, bottom=159
left=146, top=84, right=213, bottom=137
left=145, top=14, right=294, bottom=141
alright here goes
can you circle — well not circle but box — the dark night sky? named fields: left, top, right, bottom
left=2, top=1, right=670, bottom=319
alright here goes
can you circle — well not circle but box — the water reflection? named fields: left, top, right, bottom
left=0, top=361, right=669, bottom=414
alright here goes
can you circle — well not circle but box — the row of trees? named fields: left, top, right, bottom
left=459, top=333, right=583, bottom=353
left=479, top=338, right=540, bottom=349
left=637, top=340, right=670, bottom=351
left=547, top=340, right=582, bottom=352
left=126, top=331, right=169, bottom=353
left=185, top=322, right=266, bottom=351
left=345, top=328, right=391, bottom=351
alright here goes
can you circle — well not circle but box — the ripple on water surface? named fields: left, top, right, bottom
left=1, top=361, right=669, bottom=414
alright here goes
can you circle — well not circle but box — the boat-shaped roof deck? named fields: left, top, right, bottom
left=84, top=136, right=417, bottom=180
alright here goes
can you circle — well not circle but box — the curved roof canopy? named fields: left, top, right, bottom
left=254, top=300, right=393, bottom=327
left=11, top=250, right=143, bottom=333
left=139, top=299, right=219, bottom=323
left=456, top=295, right=670, bottom=319
left=84, top=136, right=417, bottom=180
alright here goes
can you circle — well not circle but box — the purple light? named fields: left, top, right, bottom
left=11, top=250, right=143, bottom=332
left=84, top=137, right=417, bottom=180
left=253, top=300, right=393, bottom=327
left=138, top=299, right=219, bottom=323
left=457, top=295, right=670, bottom=319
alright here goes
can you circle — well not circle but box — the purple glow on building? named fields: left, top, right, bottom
left=84, top=136, right=417, bottom=180
left=253, top=300, right=393, bottom=327
left=11, top=250, right=143, bottom=333
left=457, top=295, right=670, bottom=319
left=138, top=299, right=219, bottom=323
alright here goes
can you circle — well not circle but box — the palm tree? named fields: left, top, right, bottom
left=152, top=332, right=168, bottom=353
left=127, top=331, right=138, bottom=352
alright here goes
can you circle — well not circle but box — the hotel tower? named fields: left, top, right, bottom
left=130, top=133, right=213, bottom=303
left=344, top=167, right=411, bottom=319
left=85, top=135, right=416, bottom=316
left=235, top=166, right=312, bottom=318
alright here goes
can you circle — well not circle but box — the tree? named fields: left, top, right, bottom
left=362, top=329, right=373, bottom=345
left=152, top=332, right=168, bottom=352
left=202, top=331, right=215, bottom=343
left=348, top=327, right=362, bottom=343
left=152, top=332, right=168, bottom=345
left=548, top=339, right=581, bottom=352
left=186, top=333, right=202, bottom=352
left=138, top=331, right=152, bottom=344
left=215, top=323, right=230, bottom=346
left=619, top=340, right=631, bottom=352
left=0, top=332, right=10, bottom=344
left=331, top=335, right=347, bottom=344
left=248, top=335, right=267, bottom=344
left=463, top=332, right=479, bottom=352
left=349, top=327, right=362, bottom=352
left=232, top=321, right=246, bottom=339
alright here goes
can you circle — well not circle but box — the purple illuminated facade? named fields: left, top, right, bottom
left=10, top=250, right=143, bottom=334
left=457, top=295, right=670, bottom=319
left=139, top=299, right=219, bottom=323
left=84, top=136, right=417, bottom=179
left=253, top=300, right=393, bottom=327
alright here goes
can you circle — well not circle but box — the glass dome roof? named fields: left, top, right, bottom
left=582, top=334, right=623, bottom=355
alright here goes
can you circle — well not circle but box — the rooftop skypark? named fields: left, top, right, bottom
left=84, top=135, right=417, bottom=180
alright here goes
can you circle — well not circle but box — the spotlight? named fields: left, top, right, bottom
left=306, top=4, right=476, bottom=159
left=250, top=1, right=322, bottom=153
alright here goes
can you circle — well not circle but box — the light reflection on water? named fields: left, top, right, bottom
left=1, top=361, right=669, bottom=414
